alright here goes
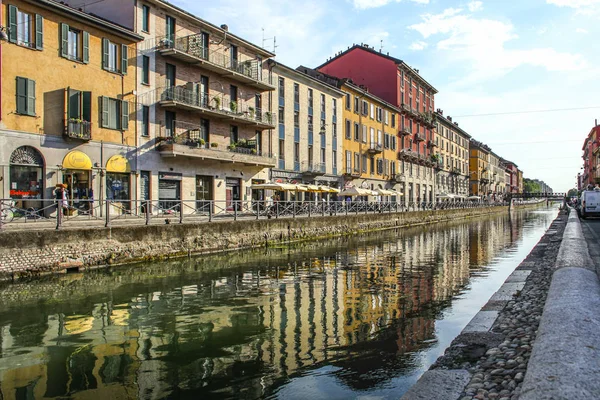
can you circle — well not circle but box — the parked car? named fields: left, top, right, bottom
left=578, top=189, right=600, bottom=219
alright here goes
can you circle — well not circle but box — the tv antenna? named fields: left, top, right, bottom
left=380, top=39, right=384, bottom=52
left=262, top=28, right=278, bottom=54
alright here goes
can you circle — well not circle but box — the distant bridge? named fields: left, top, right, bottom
left=507, top=192, right=566, bottom=200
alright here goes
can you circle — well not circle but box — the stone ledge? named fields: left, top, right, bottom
left=400, top=369, right=471, bottom=400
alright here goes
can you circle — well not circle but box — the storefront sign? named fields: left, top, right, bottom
left=63, top=151, right=92, bottom=170
left=106, top=155, right=131, bottom=173
left=226, top=178, right=240, bottom=186
left=159, top=172, right=182, bottom=181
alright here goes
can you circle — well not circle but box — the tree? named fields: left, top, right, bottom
left=523, top=178, right=541, bottom=193
left=567, top=188, right=579, bottom=197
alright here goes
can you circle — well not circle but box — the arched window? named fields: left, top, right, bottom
left=9, top=146, right=44, bottom=199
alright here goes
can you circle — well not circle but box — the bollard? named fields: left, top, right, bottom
left=105, top=200, right=110, bottom=227
left=234, top=201, right=238, bottom=221
left=308, top=203, right=312, bottom=218
left=145, top=201, right=150, bottom=225
left=322, top=202, right=325, bottom=217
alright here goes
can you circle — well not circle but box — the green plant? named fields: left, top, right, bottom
left=228, top=144, right=236, bottom=150
left=251, top=149, right=257, bottom=155
left=198, top=138, right=206, bottom=145
left=230, top=101, right=237, bottom=113
left=248, top=106, right=255, bottom=118
left=210, top=142, right=218, bottom=148
left=213, top=97, right=221, bottom=108
left=265, top=112, right=273, bottom=123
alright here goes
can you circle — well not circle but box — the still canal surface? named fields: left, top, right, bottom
left=0, top=207, right=558, bottom=400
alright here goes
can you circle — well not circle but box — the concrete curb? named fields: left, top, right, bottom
left=400, top=369, right=471, bottom=400
left=520, top=212, right=600, bottom=399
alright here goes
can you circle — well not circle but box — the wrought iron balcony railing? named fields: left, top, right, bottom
left=64, top=119, right=92, bottom=141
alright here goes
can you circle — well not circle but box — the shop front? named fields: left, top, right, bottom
left=196, top=175, right=213, bottom=212
left=159, top=172, right=182, bottom=212
left=8, top=146, right=44, bottom=211
left=106, top=155, right=132, bottom=211
left=226, top=177, right=241, bottom=211
left=62, top=150, right=93, bottom=214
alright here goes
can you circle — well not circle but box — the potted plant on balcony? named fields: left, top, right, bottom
left=265, top=112, right=273, bottom=124
left=248, top=106, right=255, bottom=119
left=228, top=143, right=237, bottom=150
left=213, top=97, right=221, bottom=110
left=230, top=101, right=238, bottom=113
left=196, top=138, right=206, bottom=148
left=251, top=149, right=257, bottom=155
left=210, top=142, right=218, bottom=148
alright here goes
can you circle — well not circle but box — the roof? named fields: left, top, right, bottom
left=317, top=44, right=438, bottom=93
left=435, top=112, right=472, bottom=139
left=32, top=0, right=143, bottom=41
left=296, top=66, right=403, bottom=113
left=268, top=61, right=345, bottom=97
left=155, top=0, right=275, bottom=57
left=470, top=139, right=491, bottom=153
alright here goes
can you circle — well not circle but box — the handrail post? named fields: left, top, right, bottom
left=308, top=202, right=311, bottom=218
left=234, top=201, right=238, bottom=221
left=179, top=199, right=184, bottom=223
left=56, top=200, right=62, bottom=230
left=276, top=202, right=279, bottom=219
left=256, top=201, right=260, bottom=220
left=209, top=201, right=213, bottom=222
left=293, top=201, right=296, bottom=218
left=0, top=201, right=3, bottom=231
left=145, top=201, right=150, bottom=225
left=105, top=200, right=110, bottom=228
left=322, top=201, right=325, bottom=217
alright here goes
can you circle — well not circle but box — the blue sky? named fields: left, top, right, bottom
left=174, top=0, right=600, bottom=192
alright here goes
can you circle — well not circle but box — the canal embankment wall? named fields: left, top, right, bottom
left=0, top=202, right=543, bottom=281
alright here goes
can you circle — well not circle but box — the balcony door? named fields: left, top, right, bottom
left=166, top=16, right=176, bottom=46
left=230, top=45, right=238, bottom=70
left=255, top=94, right=262, bottom=120
left=200, top=75, right=208, bottom=107
left=166, top=63, right=176, bottom=88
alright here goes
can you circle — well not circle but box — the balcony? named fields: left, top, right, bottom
left=399, top=149, right=419, bottom=161
left=393, top=173, right=405, bottom=183
left=155, top=121, right=276, bottom=167
left=414, top=133, right=425, bottom=142
left=343, top=167, right=361, bottom=179
left=158, top=86, right=276, bottom=129
left=156, top=34, right=274, bottom=91
left=301, top=161, right=326, bottom=176
left=64, top=119, right=92, bottom=141
left=400, top=103, right=418, bottom=118
left=400, top=125, right=412, bottom=136
left=367, top=143, right=383, bottom=154
left=451, top=167, right=461, bottom=175
left=426, top=140, right=437, bottom=149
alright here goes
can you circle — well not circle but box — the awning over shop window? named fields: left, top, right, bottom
left=63, top=150, right=92, bottom=170
left=106, top=154, right=131, bottom=173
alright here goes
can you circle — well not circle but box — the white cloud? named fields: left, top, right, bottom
left=467, top=1, right=483, bottom=12
left=546, top=0, right=600, bottom=8
left=409, top=41, right=428, bottom=50
left=409, top=7, right=587, bottom=85
left=576, top=28, right=589, bottom=33
left=352, top=0, right=429, bottom=11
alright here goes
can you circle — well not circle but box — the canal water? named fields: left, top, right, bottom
left=0, top=207, right=558, bottom=400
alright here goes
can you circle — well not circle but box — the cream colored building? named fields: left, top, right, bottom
left=433, top=111, right=470, bottom=200
left=268, top=62, right=344, bottom=196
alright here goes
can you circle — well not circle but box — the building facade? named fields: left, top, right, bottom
left=314, top=44, right=438, bottom=203
left=67, top=0, right=276, bottom=211
left=0, top=0, right=141, bottom=212
left=489, top=152, right=506, bottom=200
left=269, top=62, right=344, bottom=197
left=581, top=122, right=600, bottom=188
left=434, top=111, right=470, bottom=200
left=469, top=140, right=491, bottom=197
left=503, top=161, right=519, bottom=194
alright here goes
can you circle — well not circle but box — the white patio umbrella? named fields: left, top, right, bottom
left=436, top=193, right=455, bottom=199
left=339, top=187, right=376, bottom=196
left=468, top=195, right=481, bottom=200
left=375, top=188, right=395, bottom=196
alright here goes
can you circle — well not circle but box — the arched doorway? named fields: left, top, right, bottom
left=9, top=146, right=44, bottom=202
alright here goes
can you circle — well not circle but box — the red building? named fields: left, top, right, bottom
left=503, top=161, right=519, bottom=194
left=581, top=122, right=599, bottom=189
left=317, top=44, right=438, bottom=157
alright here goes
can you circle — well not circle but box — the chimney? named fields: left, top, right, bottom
left=415, top=69, right=419, bottom=73
left=220, top=24, right=229, bottom=31
left=448, top=116, right=452, bottom=122
left=454, top=122, right=459, bottom=127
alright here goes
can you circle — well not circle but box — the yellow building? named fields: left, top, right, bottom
left=0, top=0, right=142, bottom=210
left=469, top=140, right=491, bottom=196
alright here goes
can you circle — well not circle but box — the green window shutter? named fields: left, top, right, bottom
left=35, top=14, right=43, bottom=50
left=102, top=38, right=109, bottom=70
left=82, top=92, right=92, bottom=122
left=60, top=23, right=69, bottom=58
left=8, top=5, right=17, bottom=43
left=101, top=96, right=109, bottom=128
left=27, top=80, right=36, bottom=116
left=83, top=31, right=90, bottom=64
left=121, top=44, right=128, bottom=75
left=16, top=77, right=27, bottom=114
left=121, top=100, right=129, bottom=130
left=66, top=87, right=71, bottom=120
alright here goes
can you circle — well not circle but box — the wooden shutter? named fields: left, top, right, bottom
left=83, top=31, right=90, bottom=64
left=121, top=100, right=129, bottom=130
left=101, top=96, right=109, bottom=128
left=102, top=38, right=109, bottom=70
left=16, top=77, right=27, bottom=114
left=34, top=14, right=43, bottom=49
left=61, top=23, right=69, bottom=58
left=66, top=87, right=71, bottom=121
left=82, top=92, right=92, bottom=122
left=8, top=5, right=17, bottom=43
left=121, top=44, right=128, bottom=74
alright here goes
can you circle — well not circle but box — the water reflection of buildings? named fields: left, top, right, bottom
left=0, top=214, right=531, bottom=399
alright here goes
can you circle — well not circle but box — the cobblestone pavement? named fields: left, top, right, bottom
left=430, top=211, right=568, bottom=400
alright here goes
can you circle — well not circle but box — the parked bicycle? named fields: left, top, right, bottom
left=0, top=200, right=16, bottom=223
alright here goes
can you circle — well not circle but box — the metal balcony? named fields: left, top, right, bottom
left=156, top=34, right=274, bottom=91
left=158, top=86, right=276, bottom=129
left=400, top=126, right=412, bottom=136
left=64, top=120, right=92, bottom=141
left=414, top=133, right=425, bottom=142
left=301, top=161, right=326, bottom=176
left=367, top=143, right=383, bottom=154
left=155, top=120, right=276, bottom=167
left=343, top=167, right=361, bottom=179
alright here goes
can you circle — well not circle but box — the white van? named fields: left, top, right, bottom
left=579, top=189, right=600, bottom=219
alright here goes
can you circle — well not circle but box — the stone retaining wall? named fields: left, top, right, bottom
left=0, top=204, right=540, bottom=281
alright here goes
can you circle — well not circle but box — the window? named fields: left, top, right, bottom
left=370, top=104, right=375, bottom=119
left=308, top=88, right=313, bottom=108
left=294, top=143, right=300, bottom=163
left=166, top=15, right=176, bottom=44
left=362, top=155, right=367, bottom=173
left=345, top=93, right=351, bottom=109
left=385, top=110, right=389, bottom=125
left=354, top=96, right=359, bottom=113
left=142, top=105, right=149, bottom=137
left=102, top=38, right=128, bottom=74
left=370, top=157, right=375, bottom=175
left=332, top=122, right=337, bottom=137
left=332, top=150, right=337, bottom=169
left=345, top=120, right=351, bottom=139
left=142, top=5, right=150, bottom=32
left=320, top=148, right=326, bottom=163
left=391, top=136, right=396, bottom=151
left=362, top=125, right=367, bottom=143
left=66, top=88, right=91, bottom=122
left=101, top=96, right=129, bottom=130
left=362, top=101, right=368, bottom=115
left=332, top=98, right=337, bottom=116
left=308, top=115, right=313, bottom=131
left=346, top=151, right=352, bottom=170
left=279, top=139, right=285, bottom=160
left=294, top=83, right=300, bottom=104
left=230, top=125, right=239, bottom=144
left=60, top=24, right=89, bottom=63
left=278, top=77, right=285, bottom=97
left=8, top=5, right=43, bottom=50
left=16, top=77, right=36, bottom=116
left=354, top=153, right=360, bottom=172
left=384, top=134, right=390, bottom=149
left=142, top=55, right=150, bottom=84
left=294, top=111, right=299, bottom=127
left=320, top=94, right=326, bottom=113
left=354, top=123, right=360, bottom=141
left=278, top=107, right=284, bottom=123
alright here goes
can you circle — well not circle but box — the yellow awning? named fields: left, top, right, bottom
left=63, top=150, right=92, bottom=170
left=106, top=154, right=131, bottom=173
